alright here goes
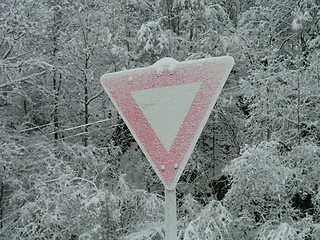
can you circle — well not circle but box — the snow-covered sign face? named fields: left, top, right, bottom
left=100, top=56, right=234, bottom=190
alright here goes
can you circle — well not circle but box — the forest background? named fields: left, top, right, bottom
left=0, top=0, right=320, bottom=239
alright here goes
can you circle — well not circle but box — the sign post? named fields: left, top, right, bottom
left=165, top=188, right=178, bottom=240
left=100, top=56, right=234, bottom=239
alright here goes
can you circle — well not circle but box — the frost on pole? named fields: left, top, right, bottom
left=100, top=56, right=234, bottom=190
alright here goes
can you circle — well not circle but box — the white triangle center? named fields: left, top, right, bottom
left=131, top=82, right=201, bottom=152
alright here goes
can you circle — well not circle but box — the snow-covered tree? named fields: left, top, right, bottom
left=1, top=0, right=319, bottom=238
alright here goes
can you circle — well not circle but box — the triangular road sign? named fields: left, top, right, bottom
left=100, top=56, right=234, bottom=190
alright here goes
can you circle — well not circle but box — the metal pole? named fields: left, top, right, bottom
left=165, top=188, right=178, bottom=240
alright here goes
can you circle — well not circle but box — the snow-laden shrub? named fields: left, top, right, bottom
left=289, top=143, right=320, bottom=200
left=0, top=136, right=165, bottom=239
left=117, top=175, right=164, bottom=238
left=223, top=141, right=320, bottom=238
left=183, top=200, right=232, bottom=240
left=0, top=139, right=122, bottom=239
left=179, top=193, right=202, bottom=226
left=223, top=141, right=297, bottom=222
left=257, top=218, right=320, bottom=240
left=257, top=222, right=302, bottom=240
left=121, top=223, right=164, bottom=240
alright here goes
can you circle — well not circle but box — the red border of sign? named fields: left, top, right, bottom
left=101, top=56, right=234, bottom=190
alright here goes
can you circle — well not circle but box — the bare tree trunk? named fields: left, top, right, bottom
left=0, top=178, right=3, bottom=229
left=82, top=17, right=90, bottom=147
left=165, top=0, right=179, bottom=34
left=52, top=4, right=62, bottom=141
left=53, top=69, right=60, bottom=140
left=297, top=72, right=301, bottom=145
left=84, top=69, right=89, bottom=146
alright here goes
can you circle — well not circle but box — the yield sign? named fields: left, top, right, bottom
left=100, top=56, right=234, bottom=190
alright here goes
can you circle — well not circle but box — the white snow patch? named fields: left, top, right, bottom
left=292, top=11, right=311, bottom=31
left=84, top=196, right=100, bottom=208
left=152, top=57, right=179, bottom=76
left=204, top=6, right=212, bottom=18
left=292, top=19, right=303, bottom=31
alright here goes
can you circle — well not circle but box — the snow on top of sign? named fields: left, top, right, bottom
left=101, top=56, right=234, bottom=80
left=152, top=57, right=179, bottom=76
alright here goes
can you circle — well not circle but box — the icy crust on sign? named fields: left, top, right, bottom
left=99, top=56, right=235, bottom=190
left=100, top=56, right=235, bottom=80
